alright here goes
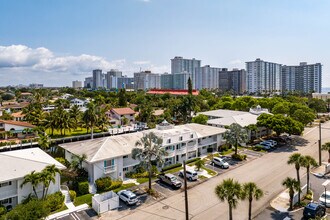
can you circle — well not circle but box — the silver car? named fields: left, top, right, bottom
left=212, top=157, right=229, bottom=169
left=118, top=190, right=138, bottom=205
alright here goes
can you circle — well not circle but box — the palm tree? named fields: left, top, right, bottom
left=71, top=153, right=87, bottom=170
left=42, top=165, right=61, bottom=199
left=282, top=177, right=300, bottom=210
left=301, top=155, right=318, bottom=193
left=241, top=182, right=264, bottom=220
left=224, top=123, right=248, bottom=155
left=83, top=103, right=98, bottom=139
left=20, top=171, right=41, bottom=198
left=287, top=153, right=303, bottom=204
left=69, top=105, right=81, bottom=131
left=321, top=142, right=330, bottom=163
left=195, top=159, right=204, bottom=171
left=215, top=178, right=242, bottom=220
left=132, top=132, right=167, bottom=191
left=38, top=132, right=51, bottom=151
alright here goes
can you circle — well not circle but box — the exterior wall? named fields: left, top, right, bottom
left=195, top=66, right=221, bottom=90
left=2, top=123, right=33, bottom=132
left=160, top=74, right=173, bottom=89
left=109, top=111, right=135, bottom=126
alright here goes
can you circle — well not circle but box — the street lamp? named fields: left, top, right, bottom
left=322, top=180, right=330, bottom=208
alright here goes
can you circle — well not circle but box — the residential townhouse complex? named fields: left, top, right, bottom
left=0, top=148, right=65, bottom=209
left=59, top=122, right=226, bottom=185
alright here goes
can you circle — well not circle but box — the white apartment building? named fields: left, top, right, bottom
left=195, top=65, right=221, bottom=90
left=134, top=71, right=161, bottom=90
left=246, top=58, right=282, bottom=94
left=59, top=122, right=226, bottom=184
left=0, top=148, right=65, bottom=209
left=72, top=80, right=82, bottom=89
left=171, top=56, right=201, bottom=89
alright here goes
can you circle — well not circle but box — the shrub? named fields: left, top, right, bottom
left=186, top=157, right=201, bottom=164
left=46, top=192, right=65, bottom=212
left=5, top=199, right=50, bottom=220
left=95, top=177, right=112, bottom=192
left=108, top=180, right=123, bottom=191
left=55, top=157, right=69, bottom=167
left=161, top=163, right=182, bottom=172
left=78, top=181, right=89, bottom=195
left=0, top=205, right=6, bottom=216
left=231, top=153, right=247, bottom=161
left=69, top=190, right=76, bottom=202
left=252, top=145, right=263, bottom=151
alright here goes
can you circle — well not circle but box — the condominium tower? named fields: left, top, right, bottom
left=171, top=56, right=201, bottom=89
left=246, top=58, right=282, bottom=94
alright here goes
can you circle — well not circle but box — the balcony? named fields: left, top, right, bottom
left=198, top=138, right=217, bottom=147
left=123, top=158, right=140, bottom=168
left=165, top=150, right=175, bottom=158
left=176, top=147, right=186, bottom=154
left=0, top=189, right=17, bottom=200
left=104, top=165, right=116, bottom=174
left=187, top=145, right=197, bottom=152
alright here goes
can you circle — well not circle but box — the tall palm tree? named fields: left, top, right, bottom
left=241, top=182, right=264, bottom=220
left=301, top=155, right=318, bottom=193
left=83, top=103, right=98, bottom=139
left=215, top=178, right=242, bottom=220
left=224, top=123, right=248, bottom=155
left=282, top=177, right=300, bottom=210
left=42, top=165, right=61, bottom=198
left=132, top=132, right=167, bottom=191
left=287, top=153, right=303, bottom=204
left=321, top=142, right=330, bottom=163
left=20, top=171, right=41, bottom=198
left=38, top=132, right=51, bottom=151
left=69, top=105, right=81, bottom=131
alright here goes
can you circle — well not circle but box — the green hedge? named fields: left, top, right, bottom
left=69, top=190, right=76, bottom=202
left=161, top=163, right=182, bottom=172
left=46, top=192, right=65, bottom=212
left=95, top=177, right=112, bottom=192
left=78, top=181, right=89, bottom=195
left=231, top=153, right=247, bottom=161
left=186, top=157, right=201, bottom=164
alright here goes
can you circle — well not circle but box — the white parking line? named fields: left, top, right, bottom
left=71, top=212, right=80, bottom=220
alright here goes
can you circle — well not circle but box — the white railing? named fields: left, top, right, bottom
left=165, top=150, right=175, bottom=158
left=176, top=147, right=186, bottom=153
left=187, top=145, right=197, bottom=151
left=104, top=165, right=116, bottom=174
left=187, top=141, right=196, bottom=147
left=0, top=189, right=17, bottom=200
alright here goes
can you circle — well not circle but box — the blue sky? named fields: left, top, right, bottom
left=0, top=0, right=329, bottom=87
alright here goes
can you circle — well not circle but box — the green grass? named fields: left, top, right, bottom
left=73, top=194, right=93, bottom=207
left=198, top=175, right=207, bottom=180
left=50, top=204, right=68, bottom=214
left=202, top=166, right=217, bottom=176
left=164, top=166, right=183, bottom=174
left=220, top=148, right=234, bottom=155
left=113, top=183, right=136, bottom=193
left=136, top=178, right=149, bottom=184
left=45, top=127, right=102, bottom=138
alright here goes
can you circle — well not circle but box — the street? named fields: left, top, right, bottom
left=103, top=122, right=330, bottom=220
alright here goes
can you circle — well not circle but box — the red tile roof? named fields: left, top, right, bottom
left=0, top=120, right=35, bottom=128
left=146, top=89, right=199, bottom=96
left=11, top=111, right=26, bottom=118
left=111, top=108, right=135, bottom=115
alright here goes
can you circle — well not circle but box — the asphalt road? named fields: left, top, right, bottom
left=104, top=122, right=330, bottom=220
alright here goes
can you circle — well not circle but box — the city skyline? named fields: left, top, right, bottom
left=0, top=0, right=329, bottom=87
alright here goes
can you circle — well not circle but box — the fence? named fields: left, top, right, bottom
left=92, top=191, right=119, bottom=214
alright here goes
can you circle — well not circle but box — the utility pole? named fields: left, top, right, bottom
left=319, top=123, right=322, bottom=166
left=183, top=160, right=189, bottom=220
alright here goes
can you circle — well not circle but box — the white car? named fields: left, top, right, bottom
left=118, top=190, right=138, bottom=205
left=319, top=191, right=330, bottom=207
left=179, top=169, right=198, bottom=181
left=211, top=157, right=229, bottom=169
left=260, top=141, right=275, bottom=147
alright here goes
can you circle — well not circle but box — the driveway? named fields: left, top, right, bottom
left=104, top=122, right=330, bottom=220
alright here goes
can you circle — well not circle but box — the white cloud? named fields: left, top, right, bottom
left=0, top=44, right=169, bottom=86
left=133, top=60, right=151, bottom=65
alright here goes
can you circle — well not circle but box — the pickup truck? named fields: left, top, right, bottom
left=158, top=173, right=182, bottom=189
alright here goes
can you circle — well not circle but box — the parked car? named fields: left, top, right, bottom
left=260, top=141, right=275, bottom=148
left=179, top=169, right=198, bottom=181
left=211, top=157, right=229, bottom=169
left=303, top=202, right=326, bottom=219
left=266, top=140, right=277, bottom=146
left=158, top=173, right=182, bottom=188
left=117, top=190, right=138, bottom=205
left=319, top=191, right=330, bottom=207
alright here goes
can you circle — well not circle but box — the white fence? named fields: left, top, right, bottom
left=293, top=184, right=307, bottom=205
left=92, top=191, right=119, bottom=214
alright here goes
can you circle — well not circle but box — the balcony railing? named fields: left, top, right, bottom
left=176, top=147, right=186, bottom=153
left=165, top=150, right=175, bottom=158
left=187, top=145, right=197, bottom=151
left=104, top=165, right=116, bottom=174
left=0, top=189, right=17, bottom=200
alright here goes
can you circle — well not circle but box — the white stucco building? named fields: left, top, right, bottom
left=59, top=122, right=226, bottom=185
left=0, top=148, right=66, bottom=210
left=106, top=108, right=136, bottom=126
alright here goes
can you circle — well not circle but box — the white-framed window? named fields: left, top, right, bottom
left=0, top=181, right=11, bottom=187
left=123, top=167, right=129, bottom=171
left=179, top=136, right=183, bottom=141
left=0, top=198, right=12, bottom=205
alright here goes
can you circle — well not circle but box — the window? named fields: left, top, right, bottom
left=123, top=167, right=128, bottom=171
left=104, top=159, right=114, bottom=167
left=167, top=139, right=171, bottom=144
left=179, top=136, right=183, bottom=141
left=0, top=181, right=11, bottom=187
left=0, top=198, right=12, bottom=205
left=190, top=134, right=193, bottom=138
left=123, top=155, right=128, bottom=159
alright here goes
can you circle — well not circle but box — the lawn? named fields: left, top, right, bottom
left=45, top=127, right=102, bottom=138
left=202, top=166, right=217, bottom=176
left=136, top=178, right=149, bottom=184
left=164, top=166, right=183, bottom=174
left=113, top=183, right=136, bottom=193
left=74, top=194, right=93, bottom=207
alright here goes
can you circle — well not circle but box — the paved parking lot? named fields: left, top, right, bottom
left=57, top=209, right=98, bottom=220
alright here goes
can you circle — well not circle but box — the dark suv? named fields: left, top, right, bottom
left=303, top=202, right=326, bottom=219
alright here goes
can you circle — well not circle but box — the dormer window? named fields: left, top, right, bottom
left=179, top=136, right=183, bottom=141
